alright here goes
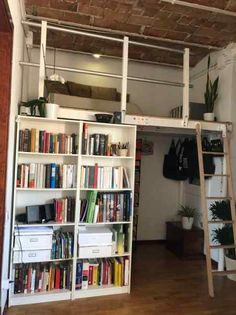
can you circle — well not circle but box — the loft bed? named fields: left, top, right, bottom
left=21, top=20, right=231, bottom=137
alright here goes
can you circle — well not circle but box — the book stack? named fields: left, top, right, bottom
left=75, top=257, right=129, bottom=290
left=80, top=191, right=132, bottom=223
left=82, top=124, right=111, bottom=156
left=51, top=231, right=73, bottom=259
left=54, top=197, right=75, bottom=223
left=17, top=163, right=77, bottom=189
left=19, top=128, right=78, bottom=154
left=80, top=165, right=130, bottom=189
left=14, top=262, right=72, bottom=294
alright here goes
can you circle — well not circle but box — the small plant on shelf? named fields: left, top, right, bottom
left=117, top=142, right=129, bottom=157
left=177, top=204, right=198, bottom=230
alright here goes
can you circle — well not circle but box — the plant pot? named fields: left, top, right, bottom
left=45, top=103, right=59, bottom=119
left=182, top=217, right=194, bottom=230
left=203, top=112, right=215, bottom=121
left=118, top=149, right=128, bottom=157
left=225, top=255, right=236, bottom=281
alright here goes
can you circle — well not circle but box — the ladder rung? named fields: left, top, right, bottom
left=210, top=244, right=236, bottom=249
left=202, top=151, right=227, bottom=156
left=208, top=220, right=233, bottom=224
left=204, top=174, right=229, bottom=177
left=206, top=196, right=232, bottom=200
left=212, top=270, right=236, bottom=276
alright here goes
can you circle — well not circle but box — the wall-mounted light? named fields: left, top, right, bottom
left=93, top=54, right=101, bottom=59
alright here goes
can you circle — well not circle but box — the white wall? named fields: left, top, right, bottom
left=137, top=134, right=180, bottom=240
left=2, top=0, right=25, bottom=310
left=26, top=48, right=183, bottom=117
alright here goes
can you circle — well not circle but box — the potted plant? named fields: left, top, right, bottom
left=118, top=142, right=129, bottom=157
left=177, top=204, right=198, bottom=230
left=204, top=55, right=219, bottom=121
left=210, top=200, right=236, bottom=280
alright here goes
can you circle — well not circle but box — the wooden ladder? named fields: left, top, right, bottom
left=196, top=124, right=236, bottom=297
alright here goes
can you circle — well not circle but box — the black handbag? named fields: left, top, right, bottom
left=202, top=137, right=215, bottom=177
left=211, top=139, right=223, bottom=157
left=163, top=140, right=188, bottom=181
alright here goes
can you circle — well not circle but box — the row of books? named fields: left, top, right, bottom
left=16, top=163, right=77, bottom=189
left=80, top=191, right=132, bottom=223
left=54, top=197, right=75, bottom=223
left=82, top=125, right=111, bottom=156
left=14, top=262, right=72, bottom=294
left=19, top=128, right=78, bottom=154
left=75, top=257, right=129, bottom=290
left=80, top=165, right=130, bottom=189
left=51, top=231, right=74, bottom=259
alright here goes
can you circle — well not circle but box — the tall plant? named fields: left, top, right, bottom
left=204, top=56, right=219, bottom=113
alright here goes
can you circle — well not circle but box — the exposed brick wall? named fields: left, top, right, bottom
left=25, top=0, right=236, bottom=65
left=0, top=31, right=12, bottom=276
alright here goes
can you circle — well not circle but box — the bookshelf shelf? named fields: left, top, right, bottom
left=81, top=155, right=134, bottom=159
left=18, top=152, right=79, bottom=157
left=10, top=116, right=136, bottom=306
left=16, top=188, right=77, bottom=191
left=78, top=221, right=132, bottom=226
left=13, top=258, right=74, bottom=264
left=77, top=252, right=130, bottom=259
left=74, top=285, right=129, bottom=299
left=10, top=289, right=72, bottom=306
left=80, top=188, right=132, bottom=191
left=15, top=223, right=75, bottom=227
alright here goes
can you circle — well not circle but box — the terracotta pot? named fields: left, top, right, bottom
left=203, top=112, right=215, bottom=121
left=182, top=217, right=194, bottom=230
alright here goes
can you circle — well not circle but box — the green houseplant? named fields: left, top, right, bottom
left=19, top=97, right=46, bottom=117
left=204, top=55, right=219, bottom=121
left=210, top=200, right=236, bottom=280
left=177, top=204, right=198, bottom=230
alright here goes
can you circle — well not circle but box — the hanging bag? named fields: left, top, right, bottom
left=163, top=140, right=188, bottom=181
left=202, top=137, right=215, bottom=177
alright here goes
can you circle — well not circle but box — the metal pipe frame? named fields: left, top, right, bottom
left=121, top=36, right=129, bottom=122
left=19, top=61, right=191, bottom=88
left=182, top=48, right=190, bottom=127
left=25, top=19, right=193, bottom=129
left=160, top=0, right=236, bottom=18
left=22, top=20, right=186, bottom=54
left=24, top=15, right=221, bottom=51
left=38, top=21, right=47, bottom=98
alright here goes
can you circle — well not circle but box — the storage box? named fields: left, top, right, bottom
left=14, top=226, right=53, bottom=250
left=13, top=249, right=51, bottom=263
left=78, top=227, right=112, bottom=246
left=78, top=245, right=112, bottom=258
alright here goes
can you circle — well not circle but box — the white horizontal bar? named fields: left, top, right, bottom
left=22, top=20, right=124, bottom=43
left=20, top=61, right=189, bottom=87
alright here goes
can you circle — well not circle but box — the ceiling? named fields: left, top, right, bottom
left=24, top=0, right=236, bottom=66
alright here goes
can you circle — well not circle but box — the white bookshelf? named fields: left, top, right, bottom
left=9, top=116, right=136, bottom=306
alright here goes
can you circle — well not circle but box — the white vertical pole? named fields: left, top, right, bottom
left=121, top=36, right=129, bottom=123
left=38, top=21, right=47, bottom=98
left=182, top=48, right=190, bottom=127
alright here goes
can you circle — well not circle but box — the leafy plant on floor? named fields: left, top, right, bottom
left=177, top=204, right=198, bottom=218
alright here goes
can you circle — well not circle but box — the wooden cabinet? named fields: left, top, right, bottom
left=166, top=221, right=204, bottom=259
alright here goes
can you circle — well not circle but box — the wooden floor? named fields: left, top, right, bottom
left=7, top=244, right=236, bottom=315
